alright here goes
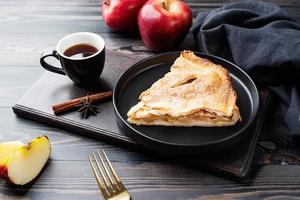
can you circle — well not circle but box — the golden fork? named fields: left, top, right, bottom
left=89, top=149, right=131, bottom=200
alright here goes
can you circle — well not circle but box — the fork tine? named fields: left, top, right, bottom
left=101, top=149, right=126, bottom=189
left=97, top=150, right=117, bottom=190
left=92, top=153, right=114, bottom=194
left=88, top=155, right=109, bottom=198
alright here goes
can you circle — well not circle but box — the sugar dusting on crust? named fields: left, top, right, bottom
left=127, top=50, right=242, bottom=127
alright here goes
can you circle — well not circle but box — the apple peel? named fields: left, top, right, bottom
left=0, top=135, right=51, bottom=185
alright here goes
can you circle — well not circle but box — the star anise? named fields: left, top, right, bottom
left=76, top=96, right=99, bottom=119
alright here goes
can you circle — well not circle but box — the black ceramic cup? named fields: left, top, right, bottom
left=40, top=32, right=105, bottom=85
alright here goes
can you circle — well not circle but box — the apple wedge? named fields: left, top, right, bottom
left=0, top=135, right=51, bottom=185
left=0, top=141, right=24, bottom=162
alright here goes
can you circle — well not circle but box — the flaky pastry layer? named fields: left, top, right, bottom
left=127, top=50, right=242, bottom=127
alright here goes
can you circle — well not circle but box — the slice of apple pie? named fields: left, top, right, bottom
left=127, top=50, right=241, bottom=127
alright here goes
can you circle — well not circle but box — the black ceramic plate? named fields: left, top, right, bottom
left=113, top=52, right=259, bottom=155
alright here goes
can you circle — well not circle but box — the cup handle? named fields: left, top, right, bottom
left=40, top=50, right=66, bottom=75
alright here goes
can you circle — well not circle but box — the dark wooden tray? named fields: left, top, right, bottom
left=12, top=50, right=271, bottom=177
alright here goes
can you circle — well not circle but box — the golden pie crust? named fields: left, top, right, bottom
left=127, top=50, right=241, bottom=127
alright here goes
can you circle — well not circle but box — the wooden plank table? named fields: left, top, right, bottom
left=1, top=0, right=300, bottom=199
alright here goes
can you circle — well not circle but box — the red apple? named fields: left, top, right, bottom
left=138, top=0, right=192, bottom=52
left=102, top=0, right=148, bottom=32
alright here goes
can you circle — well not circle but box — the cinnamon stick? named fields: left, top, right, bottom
left=52, top=91, right=112, bottom=115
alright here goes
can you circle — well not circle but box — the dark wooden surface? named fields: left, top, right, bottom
left=12, top=51, right=271, bottom=177
left=1, top=0, right=300, bottom=199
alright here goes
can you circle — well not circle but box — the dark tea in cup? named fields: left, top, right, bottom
left=64, top=44, right=99, bottom=58
left=40, top=32, right=105, bottom=85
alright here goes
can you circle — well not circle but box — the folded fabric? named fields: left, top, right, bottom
left=193, top=0, right=300, bottom=135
